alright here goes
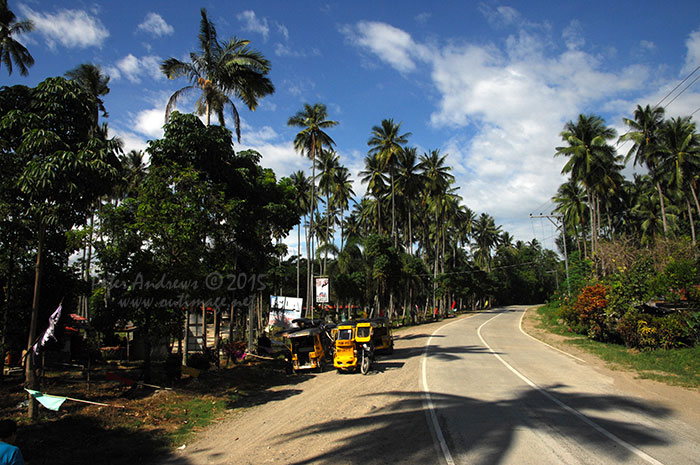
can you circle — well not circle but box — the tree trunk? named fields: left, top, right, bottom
left=657, top=182, right=669, bottom=235
left=391, top=169, right=396, bottom=247
left=297, top=221, right=301, bottom=298
left=26, top=222, right=46, bottom=420
left=687, top=198, right=696, bottom=246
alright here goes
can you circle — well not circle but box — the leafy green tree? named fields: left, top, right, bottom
left=0, top=0, right=34, bottom=76
left=161, top=8, right=274, bottom=137
left=0, top=77, right=121, bottom=419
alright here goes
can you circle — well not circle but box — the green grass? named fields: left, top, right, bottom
left=162, top=397, right=228, bottom=446
left=536, top=303, right=700, bottom=389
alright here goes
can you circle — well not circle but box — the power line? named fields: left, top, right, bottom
left=664, top=71, right=700, bottom=108
left=655, top=63, right=700, bottom=107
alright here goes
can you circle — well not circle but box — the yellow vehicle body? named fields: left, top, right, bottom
left=369, top=317, right=394, bottom=354
left=285, top=327, right=326, bottom=371
left=333, top=324, right=358, bottom=371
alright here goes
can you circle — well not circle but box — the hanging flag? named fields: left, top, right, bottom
left=25, top=389, right=67, bottom=411
left=32, top=304, right=62, bottom=355
left=25, top=389, right=115, bottom=409
left=451, top=300, right=456, bottom=310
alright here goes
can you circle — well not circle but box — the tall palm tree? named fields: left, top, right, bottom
left=367, top=118, right=411, bottom=246
left=396, top=146, right=423, bottom=255
left=658, top=116, right=700, bottom=242
left=288, top=103, right=337, bottom=308
left=556, top=114, right=617, bottom=255
left=290, top=171, right=313, bottom=299
left=620, top=105, right=669, bottom=235
left=472, top=213, right=502, bottom=272
left=331, top=165, right=355, bottom=252
left=316, top=148, right=339, bottom=274
left=161, top=8, right=274, bottom=139
left=65, top=63, right=110, bottom=130
left=360, top=153, right=388, bottom=234
left=0, top=0, right=34, bottom=76
left=553, top=179, right=587, bottom=256
left=419, top=149, right=454, bottom=313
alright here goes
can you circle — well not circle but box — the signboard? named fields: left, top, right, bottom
left=315, top=277, right=329, bottom=304
left=268, top=296, right=303, bottom=328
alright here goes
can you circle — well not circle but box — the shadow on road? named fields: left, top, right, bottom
left=269, top=388, right=671, bottom=465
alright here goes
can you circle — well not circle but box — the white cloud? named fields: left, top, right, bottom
left=137, top=12, right=174, bottom=37
left=237, top=10, right=269, bottom=41
left=478, top=4, right=521, bottom=28
left=20, top=6, right=109, bottom=49
left=562, top=20, right=585, bottom=51
left=134, top=107, right=166, bottom=139
left=346, top=18, right=652, bottom=243
left=682, top=28, right=700, bottom=75
left=108, top=54, right=163, bottom=83
left=342, top=21, right=427, bottom=73
left=276, top=23, right=289, bottom=41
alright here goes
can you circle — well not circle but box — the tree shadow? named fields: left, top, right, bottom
left=388, top=344, right=499, bottom=362
left=18, top=414, right=172, bottom=465
left=395, top=333, right=445, bottom=341
left=273, top=389, right=672, bottom=465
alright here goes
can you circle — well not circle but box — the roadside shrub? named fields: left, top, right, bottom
left=573, top=284, right=609, bottom=340
left=616, top=309, right=642, bottom=347
left=657, top=314, right=687, bottom=349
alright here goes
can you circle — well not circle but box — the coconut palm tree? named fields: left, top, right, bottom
left=65, top=63, right=110, bottom=130
left=658, top=116, right=700, bottom=242
left=556, top=114, right=617, bottom=255
left=316, top=148, right=339, bottom=274
left=419, top=149, right=454, bottom=312
left=620, top=105, right=669, bottom=235
left=288, top=103, right=337, bottom=306
left=367, top=118, right=411, bottom=246
left=0, top=0, right=34, bottom=76
left=360, top=153, right=388, bottom=234
left=396, top=146, right=423, bottom=255
left=553, top=179, right=588, bottom=255
left=472, top=213, right=502, bottom=272
left=161, top=8, right=274, bottom=140
left=331, top=165, right=355, bottom=252
left=290, top=171, right=311, bottom=298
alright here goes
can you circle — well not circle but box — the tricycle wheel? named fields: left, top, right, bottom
left=360, top=352, right=370, bottom=375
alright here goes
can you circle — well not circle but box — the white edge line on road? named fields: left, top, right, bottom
left=421, top=317, right=467, bottom=465
left=478, top=312, right=665, bottom=465
left=518, top=308, right=587, bottom=363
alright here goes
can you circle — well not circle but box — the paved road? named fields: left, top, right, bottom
left=424, top=307, right=700, bottom=465
left=164, top=307, right=700, bottom=465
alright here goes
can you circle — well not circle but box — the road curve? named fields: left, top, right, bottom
left=162, top=307, right=700, bottom=465
left=423, top=306, right=700, bottom=465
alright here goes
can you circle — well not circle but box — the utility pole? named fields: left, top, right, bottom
left=530, top=213, right=570, bottom=297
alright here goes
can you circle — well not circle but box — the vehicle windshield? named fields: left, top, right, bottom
left=337, top=328, right=353, bottom=340
left=356, top=326, right=371, bottom=338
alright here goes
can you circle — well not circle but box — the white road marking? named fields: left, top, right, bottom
left=421, top=317, right=466, bottom=465
left=478, top=312, right=665, bottom=465
left=518, top=307, right=587, bottom=363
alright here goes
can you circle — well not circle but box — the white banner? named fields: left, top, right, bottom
left=268, top=296, right=303, bottom=327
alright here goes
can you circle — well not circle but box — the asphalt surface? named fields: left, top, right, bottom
left=424, top=307, right=700, bottom=465
left=163, top=306, right=700, bottom=465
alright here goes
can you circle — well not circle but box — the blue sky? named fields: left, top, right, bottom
left=5, top=1, right=700, bottom=254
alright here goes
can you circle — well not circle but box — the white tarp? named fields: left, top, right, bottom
left=268, top=296, right=303, bottom=328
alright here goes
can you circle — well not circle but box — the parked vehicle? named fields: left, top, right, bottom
left=333, top=321, right=359, bottom=372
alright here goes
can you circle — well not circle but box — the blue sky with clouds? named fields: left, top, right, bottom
left=5, top=1, right=700, bottom=254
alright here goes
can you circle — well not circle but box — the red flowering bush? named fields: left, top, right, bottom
left=573, top=284, right=609, bottom=340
